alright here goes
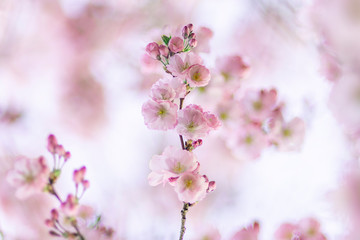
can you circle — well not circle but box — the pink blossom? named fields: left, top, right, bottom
left=318, top=44, right=342, bottom=82
left=168, top=77, right=187, bottom=98
left=193, top=226, right=221, bottom=240
left=274, top=223, right=298, bottom=240
left=7, top=156, right=49, bottom=199
left=227, top=123, right=268, bottom=160
left=174, top=172, right=208, bottom=203
left=204, top=112, right=221, bottom=130
left=149, top=79, right=176, bottom=102
left=145, top=42, right=160, bottom=59
left=328, top=73, right=360, bottom=132
left=231, top=221, right=260, bottom=240
left=148, top=146, right=198, bottom=186
left=193, top=26, right=213, bottom=53
left=270, top=117, right=306, bottom=151
left=274, top=219, right=326, bottom=240
left=177, top=104, right=219, bottom=139
left=297, top=218, right=326, bottom=240
left=240, top=89, right=278, bottom=122
left=168, top=37, right=184, bottom=53
left=142, top=99, right=178, bottom=130
left=61, top=194, right=79, bottom=216
left=216, top=55, right=250, bottom=81
left=187, top=64, right=211, bottom=87
left=167, top=52, right=202, bottom=78
left=77, top=205, right=95, bottom=220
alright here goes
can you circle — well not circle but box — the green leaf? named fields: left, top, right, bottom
left=90, top=215, right=102, bottom=229
left=53, top=169, right=61, bottom=177
left=161, top=35, right=171, bottom=45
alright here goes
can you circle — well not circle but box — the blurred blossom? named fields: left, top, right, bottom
left=274, top=218, right=327, bottom=240
left=231, top=221, right=260, bottom=240
left=7, top=156, right=49, bottom=199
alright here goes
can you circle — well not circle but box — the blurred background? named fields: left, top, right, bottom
left=1, top=0, right=360, bottom=239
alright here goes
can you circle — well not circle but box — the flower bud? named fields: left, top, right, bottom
left=49, top=230, right=61, bottom=236
left=146, top=42, right=160, bottom=60
left=73, top=166, right=86, bottom=184
left=51, top=209, right=59, bottom=220
left=182, top=26, right=190, bottom=39
left=187, top=23, right=193, bottom=32
left=81, top=179, right=90, bottom=189
left=168, top=37, right=184, bottom=53
left=159, top=45, right=169, bottom=57
left=189, top=32, right=196, bottom=39
left=55, top=144, right=65, bottom=156
left=189, top=39, right=197, bottom=48
left=64, top=151, right=71, bottom=161
left=207, top=181, right=216, bottom=193
left=45, top=219, right=55, bottom=228
left=47, top=134, right=58, bottom=154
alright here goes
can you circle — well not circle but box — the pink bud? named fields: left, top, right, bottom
left=73, top=166, right=86, bottom=184
left=49, top=230, right=61, bottom=237
left=47, top=134, right=58, bottom=154
left=182, top=26, right=190, bottom=39
left=168, top=177, right=179, bottom=183
left=146, top=42, right=160, bottom=59
left=189, top=39, right=197, bottom=48
left=159, top=45, right=169, bottom=57
left=55, top=144, right=65, bottom=156
left=187, top=23, right=193, bottom=32
left=64, top=151, right=71, bottom=161
left=81, top=180, right=90, bottom=189
left=45, top=219, right=55, bottom=228
left=207, top=181, right=216, bottom=193
left=189, top=32, right=196, bottom=39
left=51, top=209, right=59, bottom=220
left=168, top=37, right=184, bottom=53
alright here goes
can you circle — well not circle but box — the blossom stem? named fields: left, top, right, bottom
left=179, top=203, right=190, bottom=240
left=72, top=223, right=85, bottom=240
left=179, top=97, right=186, bottom=150
left=179, top=135, right=185, bottom=150
left=49, top=187, right=63, bottom=203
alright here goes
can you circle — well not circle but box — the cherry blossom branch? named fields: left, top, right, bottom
left=143, top=23, right=218, bottom=240
left=179, top=203, right=190, bottom=240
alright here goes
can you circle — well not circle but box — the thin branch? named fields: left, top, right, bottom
left=178, top=203, right=190, bottom=240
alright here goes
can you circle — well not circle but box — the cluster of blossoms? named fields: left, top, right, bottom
left=142, top=24, right=220, bottom=240
left=142, top=23, right=219, bottom=205
left=6, top=135, right=114, bottom=239
left=139, top=25, right=214, bottom=90
left=217, top=88, right=305, bottom=160
left=274, top=218, right=327, bottom=240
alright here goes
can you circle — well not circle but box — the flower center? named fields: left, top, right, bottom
left=192, top=72, right=201, bottom=82
left=187, top=122, right=196, bottom=132
left=184, top=179, right=193, bottom=189
left=24, top=173, right=35, bottom=183
left=158, top=107, right=167, bottom=117
left=173, top=162, right=185, bottom=174
left=282, top=128, right=292, bottom=137
left=244, top=135, right=253, bottom=145
left=252, top=101, right=263, bottom=111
